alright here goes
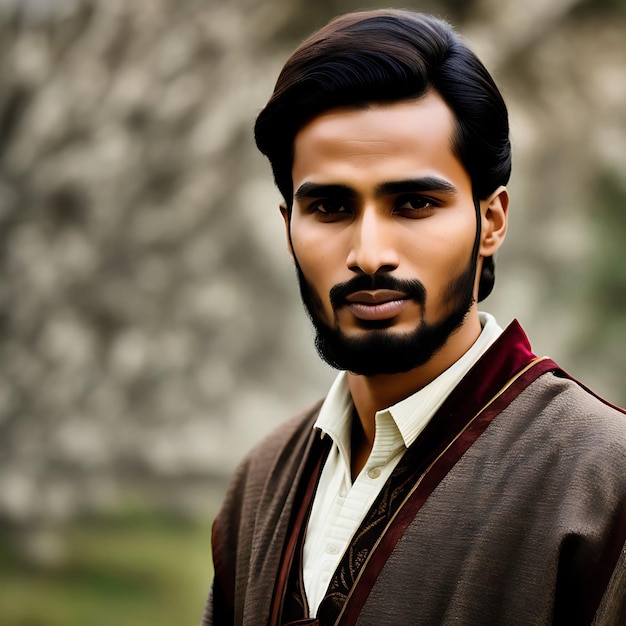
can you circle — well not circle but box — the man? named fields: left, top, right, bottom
left=203, top=9, right=626, bottom=625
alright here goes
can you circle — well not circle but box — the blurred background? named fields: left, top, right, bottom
left=0, top=0, right=624, bottom=623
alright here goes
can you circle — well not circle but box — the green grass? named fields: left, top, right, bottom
left=0, top=507, right=214, bottom=626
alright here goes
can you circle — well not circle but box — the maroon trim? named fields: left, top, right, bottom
left=384, top=320, right=538, bottom=464
left=435, top=319, right=537, bottom=433
left=269, top=434, right=330, bottom=626
left=338, top=322, right=560, bottom=624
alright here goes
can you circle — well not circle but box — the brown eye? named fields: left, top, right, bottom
left=311, top=199, right=350, bottom=215
left=394, top=194, right=437, bottom=217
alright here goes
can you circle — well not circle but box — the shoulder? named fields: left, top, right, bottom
left=209, top=401, right=324, bottom=621
left=527, top=369, right=626, bottom=437
left=217, top=399, right=323, bottom=520
left=480, top=367, right=626, bottom=496
left=210, top=401, right=323, bottom=566
left=514, top=369, right=626, bottom=483
left=237, top=399, right=324, bottom=476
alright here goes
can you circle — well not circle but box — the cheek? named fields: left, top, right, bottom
left=426, top=212, right=476, bottom=253
left=292, top=235, right=323, bottom=275
left=291, top=234, right=339, bottom=310
left=398, top=223, right=473, bottom=269
left=290, top=222, right=345, bottom=279
left=401, top=221, right=476, bottom=293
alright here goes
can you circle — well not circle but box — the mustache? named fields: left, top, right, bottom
left=329, top=274, right=427, bottom=310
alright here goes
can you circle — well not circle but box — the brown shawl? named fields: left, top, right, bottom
left=203, top=321, right=626, bottom=625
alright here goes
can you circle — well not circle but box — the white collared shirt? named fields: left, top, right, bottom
left=302, top=312, right=503, bottom=615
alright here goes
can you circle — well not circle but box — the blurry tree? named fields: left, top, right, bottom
left=0, top=0, right=624, bottom=528
left=572, top=171, right=626, bottom=397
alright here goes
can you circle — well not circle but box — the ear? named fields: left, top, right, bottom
left=480, top=186, right=509, bottom=257
left=279, top=203, right=295, bottom=261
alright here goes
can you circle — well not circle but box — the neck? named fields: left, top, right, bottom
left=347, top=309, right=483, bottom=456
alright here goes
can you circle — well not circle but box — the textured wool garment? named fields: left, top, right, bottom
left=203, top=321, right=626, bottom=626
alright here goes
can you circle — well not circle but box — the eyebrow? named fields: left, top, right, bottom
left=294, top=182, right=357, bottom=200
left=293, top=177, right=457, bottom=200
left=376, top=177, right=457, bottom=197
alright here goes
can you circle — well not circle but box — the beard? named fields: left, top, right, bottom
left=294, top=257, right=477, bottom=377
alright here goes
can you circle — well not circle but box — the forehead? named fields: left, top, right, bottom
left=291, top=92, right=466, bottom=189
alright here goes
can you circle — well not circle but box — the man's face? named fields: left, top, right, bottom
left=286, top=93, right=490, bottom=376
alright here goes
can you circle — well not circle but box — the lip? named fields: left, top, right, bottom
left=344, top=289, right=409, bottom=304
left=344, top=290, right=410, bottom=321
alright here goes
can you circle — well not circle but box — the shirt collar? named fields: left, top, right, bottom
left=314, top=312, right=503, bottom=453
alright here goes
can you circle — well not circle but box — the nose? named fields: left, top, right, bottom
left=345, top=209, right=399, bottom=275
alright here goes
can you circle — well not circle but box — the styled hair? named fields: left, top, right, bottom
left=254, top=9, right=511, bottom=301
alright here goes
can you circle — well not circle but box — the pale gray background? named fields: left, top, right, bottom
left=0, top=0, right=625, bottom=525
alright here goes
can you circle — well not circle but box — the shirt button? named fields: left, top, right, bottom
left=367, top=467, right=382, bottom=479
left=326, top=544, right=339, bottom=555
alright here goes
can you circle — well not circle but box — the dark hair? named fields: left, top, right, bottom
left=254, top=9, right=510, bottom=301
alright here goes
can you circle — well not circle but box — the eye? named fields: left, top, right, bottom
left=394, top=194, right=438, bottom=217
left=309, top=198, right=351, bottom=217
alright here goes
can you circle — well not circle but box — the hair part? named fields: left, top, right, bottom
left=254, top=9, right=510, bottom=301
